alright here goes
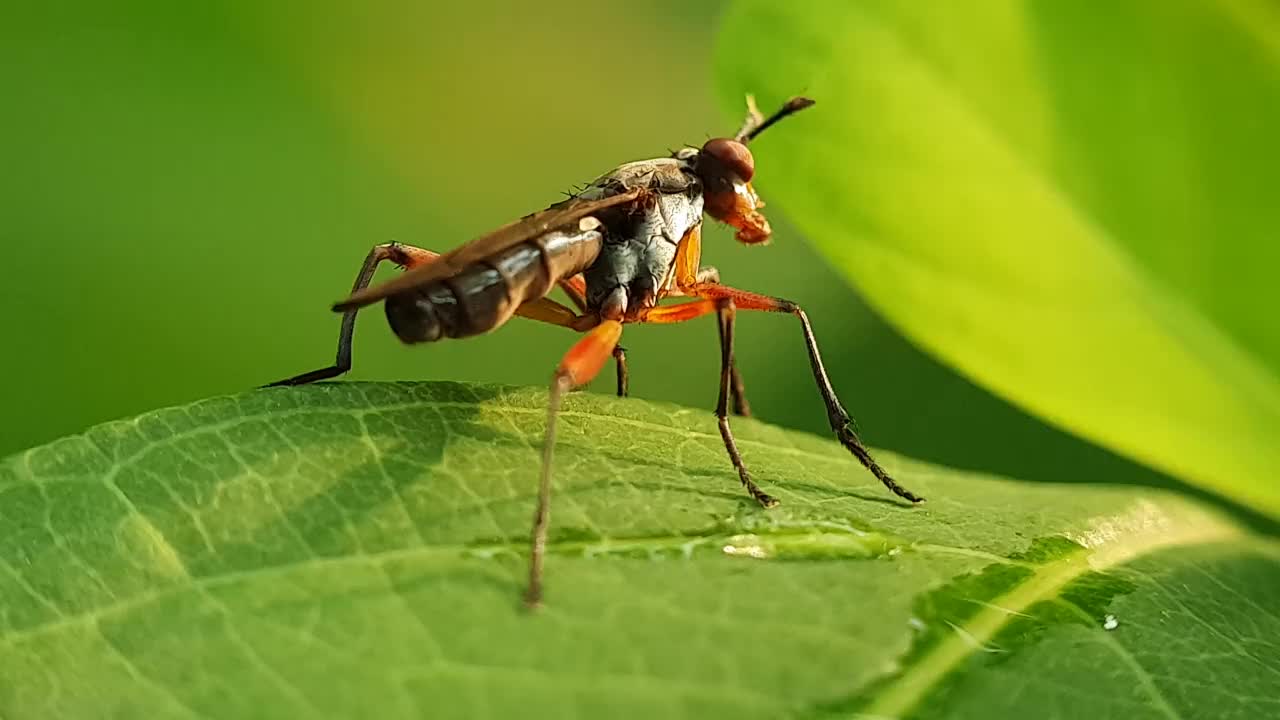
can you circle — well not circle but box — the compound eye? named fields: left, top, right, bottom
left=701, top=138, right=755, bottom=182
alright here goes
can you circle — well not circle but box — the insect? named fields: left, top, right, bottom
left=269, top=96, right=923, bottom=607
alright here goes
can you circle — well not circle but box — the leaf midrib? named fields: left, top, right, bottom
left=861, top=547, right=1097, bottom=718
left=856, top=507, right=1247, bottom=718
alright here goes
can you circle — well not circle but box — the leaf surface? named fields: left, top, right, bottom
left=0, top=383, right=1276, bottom=719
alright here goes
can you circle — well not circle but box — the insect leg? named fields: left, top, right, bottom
left=559, top=274, right=589, bottom=312
left=561, top=274, right=631, bottom=398
left=694, top=267, right=750, bottom=416
left=508, top=296, right=591, bottom=329
left=528, top=318, right=624, bottom=608
left=714, top=298, right=777, bottom=507
left=267, top=243, right=438, bottom=386
left=612, top=346, right=628, bottom=397
left=635, top=299, right=774, bottom=505
left=716, top=316, right=751, bottom=417
left=268, top=247, right=599, bottom=387
left=636, top=299, right=719, bottom=324
left=691, top=284, right=923, bottom=504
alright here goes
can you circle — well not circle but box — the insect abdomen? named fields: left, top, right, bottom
left=384, top=223, right=603, bottom=343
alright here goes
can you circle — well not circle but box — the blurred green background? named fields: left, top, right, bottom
left=1, top=0, right=1168, bottom=490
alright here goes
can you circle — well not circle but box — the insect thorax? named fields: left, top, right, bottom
left=580, top=158, right=704, bottom=317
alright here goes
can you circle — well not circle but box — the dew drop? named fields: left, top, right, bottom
left=719, top=528, right=902, bottom=560
left=722, top=540, right=770, bottom=559
left=1103, top=614, right=1119, bottom=631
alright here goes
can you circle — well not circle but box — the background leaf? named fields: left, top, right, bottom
left=1, top=0, right=1180, bottom=508
left=714, top=0, right=1280, bottom=518
left=2, top=383, right=1276, bottom=719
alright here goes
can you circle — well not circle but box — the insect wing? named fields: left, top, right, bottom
left=333, top=188, right=644, bottom=311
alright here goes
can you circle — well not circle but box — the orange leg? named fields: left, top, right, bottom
left=684, top=283, right=796, bottom=312
left=637, top=299, right=719, bottom=324
left=686, top=283, right=923, bottom=504
left=527, top=319, right=624, bottom=608
left=385, top=242, right=439, bottom=269
left=559, top=274, right=589, bottom=312
left=558, top=274, right=634, bottom=398
left=513, top=295, right=595, bottom=330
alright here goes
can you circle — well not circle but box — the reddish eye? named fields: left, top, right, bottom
left=701, top=138, right=755, bottom=182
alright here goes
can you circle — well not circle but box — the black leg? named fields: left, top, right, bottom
left=564, top=278, right=630, bottom=400
left=266, top=242, right=433, bottom=387
left=612, top=345, right=629, bottom=397
left=791, top=307, right=923, bottom=503
left=699, top=266, right=751, bottom=416
left=715, top=306, right=752, bottom=417
left=692, top=284, right=923, bottom=504
left=528, top=370, right=570, bottom=608
left=714, top=298, right=778, bottom=508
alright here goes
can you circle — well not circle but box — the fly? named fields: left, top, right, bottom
left=268, top=96, right=924, bottom=607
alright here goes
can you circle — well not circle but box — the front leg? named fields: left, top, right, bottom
left=688, top=283, right=923, bottom=504
left=714, top=297, right=777, bottom=507
left=696, top=266, right=751, bottom=417
left=636, top=299, right=777, bottom=507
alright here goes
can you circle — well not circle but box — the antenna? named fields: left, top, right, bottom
left=734, top=95, right=816, bottom=143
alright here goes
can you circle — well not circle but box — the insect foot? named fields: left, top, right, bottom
left=836, top=424, right=924, bottom=504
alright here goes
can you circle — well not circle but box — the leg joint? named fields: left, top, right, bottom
left=382, top=242, right=412, bottom=268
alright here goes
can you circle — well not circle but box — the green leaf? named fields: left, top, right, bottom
left=713, top=0, right=1280, bottom=518
left=1, top=383, right=1276, bottom=719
